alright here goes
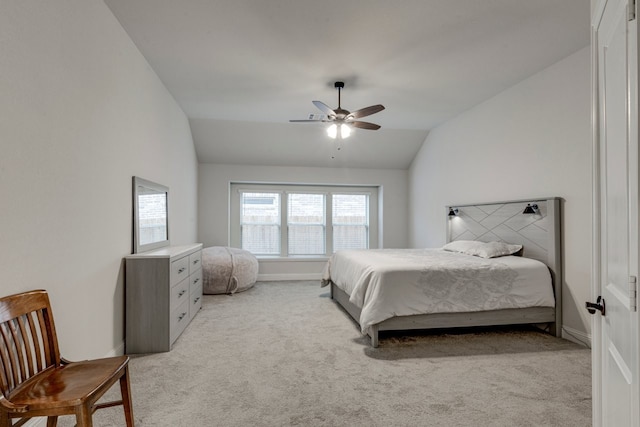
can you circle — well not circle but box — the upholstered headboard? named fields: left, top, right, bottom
left=446, top=198, right=562, bottom=330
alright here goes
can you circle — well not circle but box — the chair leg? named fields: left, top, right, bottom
left=75, top=404, right=93, bottom=427
left=0, top=412, right=10, bottom=427
left=120, top=366, right=135, bottom=427
left=47, top=416, right=59, bottom=427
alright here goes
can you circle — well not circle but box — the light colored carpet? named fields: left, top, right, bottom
left=61, top=281, right=591, bottom=426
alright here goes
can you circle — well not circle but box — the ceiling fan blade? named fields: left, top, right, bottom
left=312, top=100, right=336, bottom=116
left=347, top=104, right=385, bottom=120
left=289, top=119, right=328, bottom=123
left=350, top=120, right=381, bottom=130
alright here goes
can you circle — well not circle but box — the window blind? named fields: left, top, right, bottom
left=287, top=193, right=325, bottom=255
left=240, top=192, right=280, bottom=255
left=333, top=194, right=369, bottom=252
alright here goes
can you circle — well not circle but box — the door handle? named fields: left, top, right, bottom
left=586, top=296, right=606, bottom=316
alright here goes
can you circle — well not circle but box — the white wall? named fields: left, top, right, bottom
left=198, top=164, right=408, bottom=279
left=0, top=0, right=198, bottom=359
left=408, top=47, right=592, bottom=345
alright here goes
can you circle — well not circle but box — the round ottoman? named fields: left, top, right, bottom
left=202, top=246, right=258, bottom=294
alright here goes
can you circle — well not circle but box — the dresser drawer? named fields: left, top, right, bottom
left=189, top=268, right=202, bottom=294
left=170, top=277, right=190, bottom=311
left=189, top=250, right=202, bottom=273
left=170, top=255, right=190, bottom=286
left=189, top=283, right=203, bottom=321
left=170, top=298, right=190, bottom=345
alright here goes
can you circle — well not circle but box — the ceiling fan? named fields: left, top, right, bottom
left=290, top=81, right=385, bottom=138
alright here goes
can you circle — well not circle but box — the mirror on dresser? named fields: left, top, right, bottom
left=132, top=176, right=169, bottom=254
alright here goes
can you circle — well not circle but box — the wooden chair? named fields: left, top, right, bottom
left=0, top=290, right=134, bottom=426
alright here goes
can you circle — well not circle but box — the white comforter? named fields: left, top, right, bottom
left=321, top=249, right=555, bottom=334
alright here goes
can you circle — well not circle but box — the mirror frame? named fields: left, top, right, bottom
left=132, top=176, right=170, bottom=253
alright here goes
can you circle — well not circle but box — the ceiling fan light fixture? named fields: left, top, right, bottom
left=327, top=123, right=338, bottom=139
left=340, top=123, right=351, bottom=138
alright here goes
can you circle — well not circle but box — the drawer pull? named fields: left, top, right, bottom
left=194, top=296, right=200, bottom=304
left=193, top=278, right=200, bottom=285
left=178, top=267, right=186, bottom=274
left=193, top=259, right=200, bottom=265
left=178, top=312, right=187, bottom=321
left=178, top=290, right=186, bottom=297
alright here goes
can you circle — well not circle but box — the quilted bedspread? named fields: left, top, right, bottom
left=321, top=249, right=554, bottom=334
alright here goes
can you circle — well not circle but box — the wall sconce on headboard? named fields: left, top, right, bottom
left=522, top=203, right=539, bottom=214
left=448, top=207, right=459, bottom=217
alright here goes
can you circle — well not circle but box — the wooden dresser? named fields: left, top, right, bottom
left=125, top=243, right=203, bottom=353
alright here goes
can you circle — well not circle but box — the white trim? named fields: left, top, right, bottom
left=628, top=6, right=640, bottom=426
left=284, top=190, right=329, bottom=195
left=562, top=325, right=592, bottom=348
left=257, top=256, right=329, bottom=263
left=106, top=341, right=125, bottom=357
left=257, top=273, right=322, bottom=281
left=229, top=182, right=379, bottom=255
left=236, top=188, right=284, bottom=195
left=591, top=7, right=604, bottom=425
left=326, top=194, right=334, bottom=254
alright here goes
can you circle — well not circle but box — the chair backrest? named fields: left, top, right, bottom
left=0, top=290, right=61, bottom=400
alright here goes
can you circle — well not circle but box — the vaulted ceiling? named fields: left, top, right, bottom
left=104, top=0, right=590, bottom=169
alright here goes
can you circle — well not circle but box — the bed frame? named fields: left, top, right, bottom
left=330, top=197, right=562, bottom=347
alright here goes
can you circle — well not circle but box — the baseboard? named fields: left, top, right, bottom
left=107, top=340, right=126, bottom=357
left=257, top=273, right=321, bottom=281
left=562, top=325, right=591, bottom=348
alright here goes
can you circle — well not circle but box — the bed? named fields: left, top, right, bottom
left=321, top=198, right=562, bottom=347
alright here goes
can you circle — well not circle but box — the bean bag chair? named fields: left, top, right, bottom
left=202, top=246, right=258, bottom=294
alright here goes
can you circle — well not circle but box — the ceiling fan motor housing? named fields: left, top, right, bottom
left=334, top=108, right=349, bottom=119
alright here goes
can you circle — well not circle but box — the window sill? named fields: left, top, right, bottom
left=256, top=256, right=330, bottom=263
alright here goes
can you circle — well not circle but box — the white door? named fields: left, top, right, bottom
left=593, top=0, right=639, bottom=425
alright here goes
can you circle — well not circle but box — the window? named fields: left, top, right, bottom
left=240, top=192, right=280, bottom=255
left=230, top=184, right=378, bottom=257
left=288, top=193, right=325, bottom=255
left=333, top=194, right=368, bottom=251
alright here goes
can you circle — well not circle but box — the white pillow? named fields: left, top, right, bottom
left=442, top=240, right=523, bottom=259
